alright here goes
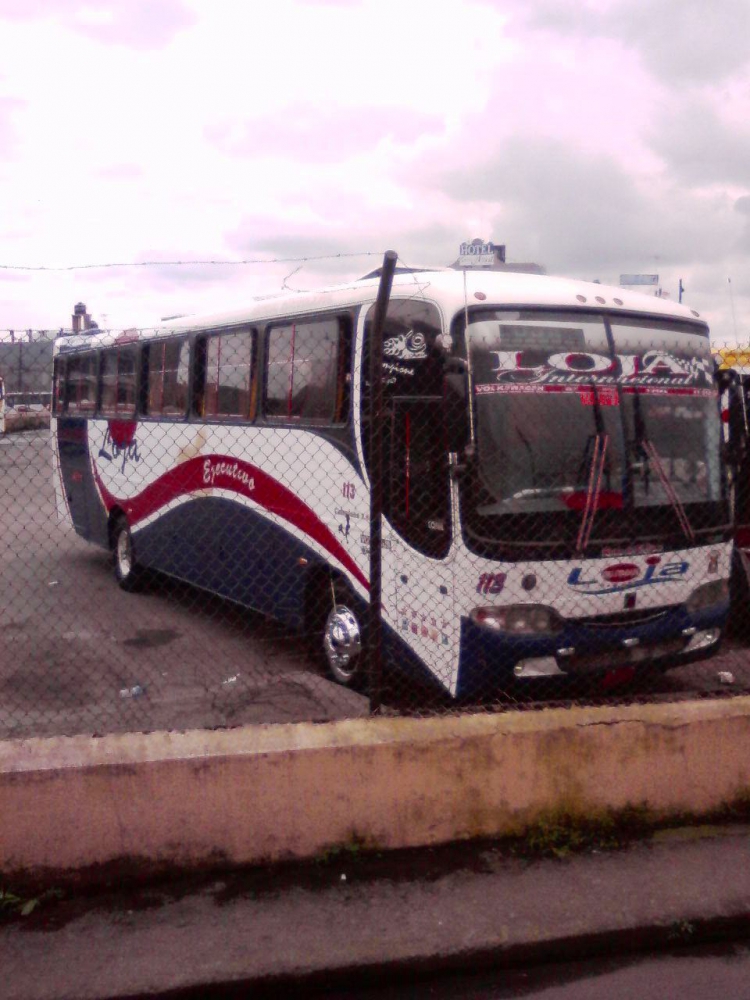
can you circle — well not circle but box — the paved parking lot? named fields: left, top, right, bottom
left=1, top=429, right=749, bottom=740
left=0, top=430, right=367, bottom=740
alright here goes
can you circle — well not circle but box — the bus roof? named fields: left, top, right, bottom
left=56, top=268, right=708, bottom=352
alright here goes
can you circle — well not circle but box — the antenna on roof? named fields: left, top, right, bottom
left=728, top=278, right=739, bottom=342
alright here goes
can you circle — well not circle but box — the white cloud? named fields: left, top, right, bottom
left=649, top=100, right=750, bottom=186
left=527, top=0, right=750, bottom=85
left=0, top=0, right=746, bottom=346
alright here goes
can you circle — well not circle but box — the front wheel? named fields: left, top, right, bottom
left=323, top=603, right=363, bottom=686
left=311, top=580, right=366, bottom=688
left=112, top=518, right=143, bottom=592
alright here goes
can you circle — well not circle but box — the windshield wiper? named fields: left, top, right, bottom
left=642, top=439, right=696, bottom=544
left=629, top=391, right=695, bottom=544
left=576, top=432, right=609, bottom=554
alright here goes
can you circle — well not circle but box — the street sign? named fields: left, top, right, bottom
left=619, top=274, right=659, bottom=286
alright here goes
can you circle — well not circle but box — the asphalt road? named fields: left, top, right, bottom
left=1, top=428, right=749, bottom=740
left=299, top=942, right=750, bottom=1000
left=0, top=429, right=367, bottom=739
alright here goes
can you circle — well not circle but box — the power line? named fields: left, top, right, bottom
left=0, top=252, right=385, bottom=273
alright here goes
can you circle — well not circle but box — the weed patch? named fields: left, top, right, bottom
left=0, top=886, right=63, bottom=921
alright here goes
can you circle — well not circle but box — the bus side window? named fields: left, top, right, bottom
left=203, top=329, right=254, bottom=420
left=99, top=347, right=137, bottom=418
left=65, top=353, right=98, bottom=414
left=264, top=316, right=348, bottom=423
left=146, top=339, right=190, bottom=418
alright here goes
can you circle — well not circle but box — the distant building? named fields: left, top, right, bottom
left=69, top=301, right=98, bottom=335
left=0, top=302, right=97, bottom=399
left=449, top=239, right=545, bottom=275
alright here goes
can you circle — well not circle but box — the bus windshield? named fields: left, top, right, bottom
left=462, top=310, right=726, bottom=551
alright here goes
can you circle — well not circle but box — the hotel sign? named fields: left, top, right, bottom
left=459, top=240, right=504, bottom=267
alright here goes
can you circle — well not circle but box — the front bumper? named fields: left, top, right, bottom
left=456, top=599, right=728, bottom=698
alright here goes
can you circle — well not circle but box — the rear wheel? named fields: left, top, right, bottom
left=112, top=517, right=143, bottom=592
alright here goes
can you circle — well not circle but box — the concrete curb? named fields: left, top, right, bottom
left=3, top=697, right=750, bottom=880
left=137, top=915, right=750, bottom=999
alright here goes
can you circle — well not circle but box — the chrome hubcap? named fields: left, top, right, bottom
left=117, top=530, right=132, bottom=577
left=323, top=605, right=361, bottom=682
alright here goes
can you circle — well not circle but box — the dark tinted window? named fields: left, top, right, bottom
left=385, top=399, right=451, bottom=558
left=363, top=298, right=445, bottom=399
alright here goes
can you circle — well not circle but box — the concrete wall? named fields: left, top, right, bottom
left=2, top=698, right=750, bottom=882
left=3, top=409, right=50, bottom=434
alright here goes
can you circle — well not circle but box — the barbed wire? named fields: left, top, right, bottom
left=0, top=253, right=441, bottom=337
left=0, top=251, right=388, bottom=273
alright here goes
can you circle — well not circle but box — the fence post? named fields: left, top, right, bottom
left=367, top=250, right=398, bottom=714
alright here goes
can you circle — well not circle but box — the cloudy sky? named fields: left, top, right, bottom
left=0, top=0, right=749, bottom=343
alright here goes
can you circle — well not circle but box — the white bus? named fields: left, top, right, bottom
left=52, top=268, right=730, bottom=698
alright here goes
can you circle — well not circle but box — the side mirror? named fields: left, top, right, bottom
left=443, top=360, right=469, bottom=455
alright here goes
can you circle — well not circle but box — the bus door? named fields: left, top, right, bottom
left=386, top=397, right=458, bottom=689
left=360, top=296, right=460, bottom=688
left=55, top=351, right=100, bottom=537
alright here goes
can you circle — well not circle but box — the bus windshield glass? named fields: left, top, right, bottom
left=463, top=310, right=725, bottom=550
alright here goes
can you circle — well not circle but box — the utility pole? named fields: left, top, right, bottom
left=367, top=249, right=398, bottom=714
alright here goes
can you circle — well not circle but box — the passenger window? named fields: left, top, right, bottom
left=265, top=317, right=347, bottom=422
left=100, top=347, right=137, bottom=417
left=203, top=329, right=253, bottom=420
left=64, top=353, right=98, bottom=414
left=147, top=340, right=190, bottom=417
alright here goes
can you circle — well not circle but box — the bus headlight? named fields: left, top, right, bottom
left=686, top=579, right=730, bottom=614
left=470, top=604, right=565, bottom=636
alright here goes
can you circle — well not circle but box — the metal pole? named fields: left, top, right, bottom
left=368, top=249, right=398, bottom=714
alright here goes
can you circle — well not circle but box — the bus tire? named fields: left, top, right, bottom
left=312, top=578, right=366, bottom=689
left=112, top=517, right=143, bottom=592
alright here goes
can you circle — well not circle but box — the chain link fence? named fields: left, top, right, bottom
left=2, top=281, right=750, bottom=741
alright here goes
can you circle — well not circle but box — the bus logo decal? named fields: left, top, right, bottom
left=601, top=563, right=639, bottom=584
left=202, top=457, right=255, bottom=492
left=383, top=330, right=428, bottom=361
left=98, top=421, right=141, bottom=475
left=568, top=557, right=689, bottom=595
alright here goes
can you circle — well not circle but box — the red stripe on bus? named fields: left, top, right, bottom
left=93, top=454, right=369, bottom=591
